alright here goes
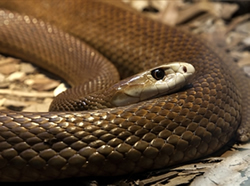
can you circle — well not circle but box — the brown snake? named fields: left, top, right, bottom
left=0, top=0, right=250, bottom=182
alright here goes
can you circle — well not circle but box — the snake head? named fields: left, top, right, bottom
left=110, top=62, right=195, bottom=106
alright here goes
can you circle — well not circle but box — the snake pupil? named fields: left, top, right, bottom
left=151, top=68, right=165, bottom=80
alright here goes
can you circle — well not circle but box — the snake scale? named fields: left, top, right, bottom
left=0, top=0, right=250, bottom=182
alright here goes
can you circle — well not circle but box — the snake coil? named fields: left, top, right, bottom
left=0, top=0, right=249, bottom=182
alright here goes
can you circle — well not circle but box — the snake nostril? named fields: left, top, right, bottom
left=183, top=66, right=187, bottom=73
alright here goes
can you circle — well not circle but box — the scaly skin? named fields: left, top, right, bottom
left=0, top=0, right=249, bottom=182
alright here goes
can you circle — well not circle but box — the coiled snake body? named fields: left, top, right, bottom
left=0, top=0, right=249, bottom=182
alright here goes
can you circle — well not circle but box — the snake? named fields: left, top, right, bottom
left=0, top=0, right=250, bottom=182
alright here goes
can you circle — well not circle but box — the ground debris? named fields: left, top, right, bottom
left=0, top=56, right=62, bottom=112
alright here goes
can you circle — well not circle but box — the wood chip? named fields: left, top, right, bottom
left=0, top=88, right=54, bottom=98
left=0, top=57, right=19, bottom=65
left=20, top=62, right=37, bottom=74
left=236, top=21, right=250, bottom=34
left=1, top=98, right=29, bottom=108
left=6, top=71, right=25, bottom=82
left=53, top=83, right=68, bottom=96
left=238, top=53, right=250, bottom=67
left=0, top=73, right=5, bottom=82
left=31, top=74, right=60, bottom=91
left=0, top=63, right=19, bottom=75
left=138, top=171, right=179, bottom=185
left=23, top=98, right=53, bottom=112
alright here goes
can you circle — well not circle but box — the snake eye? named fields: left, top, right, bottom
left=151, top=68, right=165, bottom=80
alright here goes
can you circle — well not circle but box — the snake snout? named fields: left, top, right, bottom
left=178, top=62, right=195, bottom=76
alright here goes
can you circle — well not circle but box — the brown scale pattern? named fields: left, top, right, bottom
left=0, top=0, right=248, bottom=182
